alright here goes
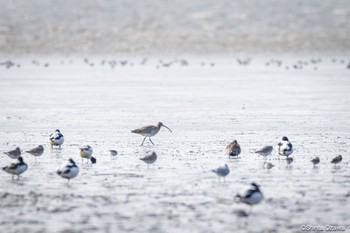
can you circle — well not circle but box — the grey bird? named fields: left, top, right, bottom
left=263, top=162, right=275, bottom=170
left=226, top=140, right=241, bottom=158
left=109, top=150, right=118, bottom=158
left=4, top=147, right=21, bottom=159
left=26, top=145, right=44, bottom=161
left=132, top=122, right=172, bottom=146
left=286, top=157, right=294, bottom=165
left=311, top=157, right=320, bottom=166
left=140, top=152, right=157, bottom=168
left=255, top=145, right=273, bottom=159
left=212, top=164, right=230, bottom=181
left=331, top=155, right=342, bottom=166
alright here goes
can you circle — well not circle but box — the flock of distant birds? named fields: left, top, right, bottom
left=0, top=57, right=349, bottom=70
left=1, top=121, right=344, bottom=215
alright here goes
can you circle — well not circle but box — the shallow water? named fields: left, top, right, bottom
left=0, top=56, right=349, bottom=233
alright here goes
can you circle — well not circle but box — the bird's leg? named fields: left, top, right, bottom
left=12, top=175, right=14, bottom=180
left=248, top=206, right=253, bottom=215
left=82, top=158, right=84, bottom=164
left=149, top=137, right=155, bottom=145
left=140, top=137, right=146, bottom=146
left=59, top=145, right=61, bottom=149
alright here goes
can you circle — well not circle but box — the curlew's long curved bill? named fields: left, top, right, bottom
left=162, top=124, right=172, bottom=133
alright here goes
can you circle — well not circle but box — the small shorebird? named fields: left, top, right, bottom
left=235, top=182, right=264, bottom=214
left=57, top=158, right=79, bottom=185
left=226, top=140, right=241, bottom=158
left=255, top=146, right=273, bottom=159
left=131, top=122, right=172, bottom=146
left=79, top=145, right=96, bottom=164
left=4, top=147, right=21, bottom=159
left=286, top=157, right=294, bottom=165
left=140, top=151, right=157, bottom=168
left=331, top=155, right=342, bottom=166
left=212, top=164, right=230, bottom=181
left=263, top=162, right=275, bottom=170
left=26, top=145, right=44, bottom=161
left=49, top=129, right=64, bottom=148
left=277, top=136, right=293, bottom=158
left=2, top=156, right=28, bottom=180
left=311, top=157, right=320, bottom=167
left=109, top=150, right=118, bottom=158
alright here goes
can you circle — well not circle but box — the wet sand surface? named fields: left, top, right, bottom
left=0, top=57, right=349, bottom=233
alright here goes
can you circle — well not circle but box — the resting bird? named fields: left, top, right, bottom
left=4, top=147, right=21, bottom=159
left=212, top=164, right=230, bottom=181
left=2, top=156, right=28, bottom=180
left=49, top=129, right=64, bottom=148
left=331, top=155, right=342, bottom=166
left=57, top=158, right=79, bottom=184
left=226, top=140, right=241, bottom=158
left=311, top=157, right=320, bottom=166
left=79, top=145, right=96, bottom=164
left=140, top=151, right=157, bottom=168
left=26, top=145, right=44, bottom=161
left=277, top=136, right=293, bottom=158
left=235, top=182, right=264, bottom=214
left=255, top=145, right=273, bottom=159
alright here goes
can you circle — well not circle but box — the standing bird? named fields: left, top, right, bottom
left=2, top=156, right=28, bottom=180
left=26, top=145, right=44, bottom=161
left=4, top=147, right=21, bottom=159
left=277, top=136, right=293, bottom=158
left=311, top=157, right=320, bottom=167
left=109, top=150, right=118, bottom=158
left=140, top=151, right=157, bottom=168
left=331, top=155, right=342, bottom=166
left=57, top=158, right=79, bottom=185
left=131, top=122, right=172, bottom=146
left=286, top=157, right=294, bottom=165
left=212, top=164, right=230, bottom=181
left=255, top=146, right=273, bottom=159
left=49, top=129, right=64, bottom=148
left=235, top=182, right=264, bottom=214
left=79, top=145, right=96, bottom=164
left=226, top=140, right=241, bottom=158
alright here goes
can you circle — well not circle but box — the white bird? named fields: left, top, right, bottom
left=79, top=145, right=96, bottom=164
left=57, top=158, right=79, bottom=184
left=255, top=145, right=273, bottom=159
left=212, top=164, right=230, bottom=181
left=2, top=156, right=28, bottom=180
left=26, top=145, right=44, bottom=161
left=277, top=136, right=293, bottom=158
left=49, top=129, right=64, bottom=148
left=4, top=147, right=21, bottom=159
left=235, top=182, right=264, bottom=214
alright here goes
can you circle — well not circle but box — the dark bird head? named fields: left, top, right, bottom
left=250, top=182, right=260, bottom=190
left=55, top=129, right=61, bottom=133
left=57, top=170, right=62, bottom=175
left=282, top=136, right=289, bottom=141
left=158, top=122, right=172, bottom=133
left=68, top=158, right=76, bottom=164
left=90, top=157, right=97, bottom=164
left=18, top=156, right=24, bottom=163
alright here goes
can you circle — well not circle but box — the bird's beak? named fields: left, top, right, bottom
left=162, top=125, right=172, bottom=133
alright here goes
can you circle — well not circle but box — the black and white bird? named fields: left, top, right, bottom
left=2, top=156, right=28, bottom=180
left=235, top=182, right=264, bottom=214
left=26, top=145, right=44, bottom=161
left=140, top=151, right=157, bottom=168
left=331, top=155, right=342, bottom=166
left=49, top=129, right=64, bottom=148
left=311, top=157, right=320, bottom=167
left=109, top=150, right=118, bottom=158
left=212, top=164, right=230, bottom=181
left=226, top=140, right=241, bottom=158
left=57, top=158, right=79, bottom=184
left=277, top=136, right=293, bottom=158
left=4, top=147, right=21, bottom=159
left=255, top=145, right=273, bottom=159
left=79, top=145, right=96, bottom=164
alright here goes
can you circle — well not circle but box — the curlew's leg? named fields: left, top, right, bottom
left=141, top=137, right=146, bottom=146
left=149, top=137, right=155, bottom=145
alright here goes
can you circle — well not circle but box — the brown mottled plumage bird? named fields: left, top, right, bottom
left=132, top=122, right=172, bottom=146
left=226, top=140, right=241, bottom=158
